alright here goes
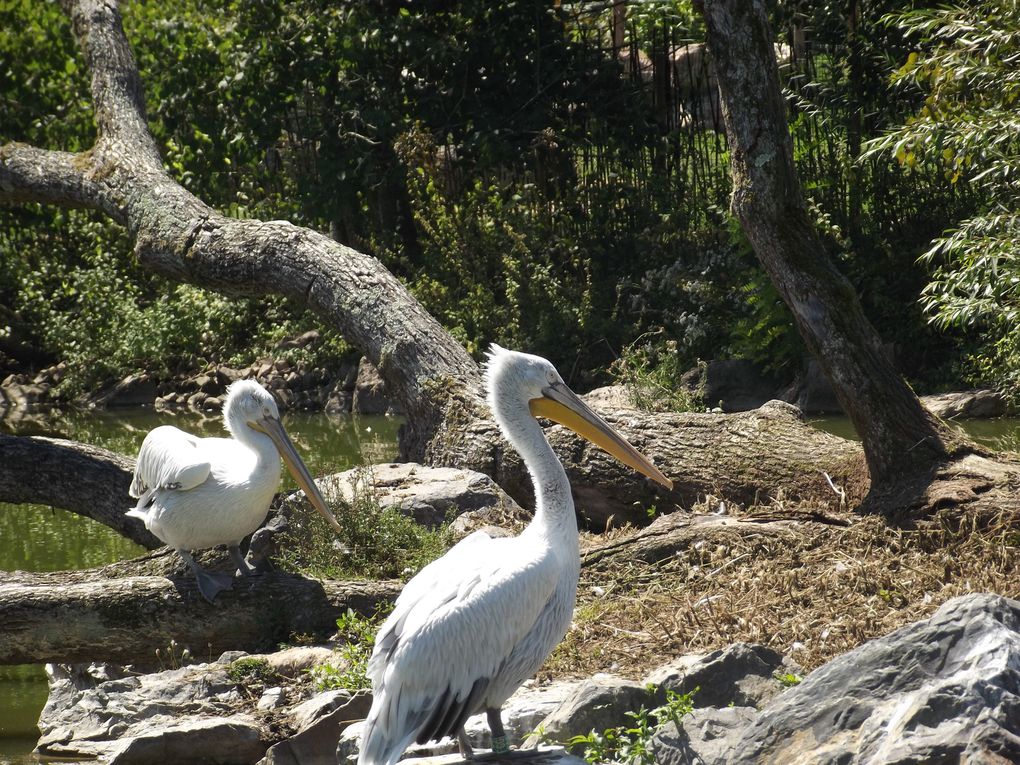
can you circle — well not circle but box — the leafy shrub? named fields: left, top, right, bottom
left=307, top=608, right=387, bottom=692
left=277, top=467, right=451, bottom=582
left=568, top=686, right=696, bottom=765
left=227, top=657, right=276, bottom=686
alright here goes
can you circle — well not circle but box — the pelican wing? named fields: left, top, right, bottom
left=129, top=425, right=212, bottom=499
left=359, top=532, right=560, bottom=765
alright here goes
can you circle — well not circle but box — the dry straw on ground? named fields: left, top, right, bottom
left=544, top=499, right=1020, bottom=679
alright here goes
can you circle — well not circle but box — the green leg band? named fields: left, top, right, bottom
left=491, top=735, right=509, bottom=754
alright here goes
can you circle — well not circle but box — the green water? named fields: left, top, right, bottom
left=810, top=415, right=1020, bottom=448
left=0, top=407, right=401, bottom=762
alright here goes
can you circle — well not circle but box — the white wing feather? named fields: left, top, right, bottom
left=128, top=425, right=211, bottom=499
left=359, top=532, right=560, bottom=765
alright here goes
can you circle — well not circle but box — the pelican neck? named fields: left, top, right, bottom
left=496, top=404, right=578, bottom=541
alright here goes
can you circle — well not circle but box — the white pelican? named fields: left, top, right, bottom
left=357, top=346, right=672, bottom=764
left=126, top=379, right=342, bottom=602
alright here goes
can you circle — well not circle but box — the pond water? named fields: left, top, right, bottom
left=0, top=407, right=402, bottom=762
left=810, top=414, right=1020, bottom=448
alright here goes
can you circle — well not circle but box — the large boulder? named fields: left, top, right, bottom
left=315, top=463, right=526, bottom=530
left=683, top=359, right=784, bottom=413
left=921, top=389, right=1009, bottom=419
left=651, top=706, right=758, bottom=765
left=352, top=357, right=402, bottom=415
left=35, top=660, right=267, bottom=763
left=730, top=593, right=1020, bottom=764
left=644, top=642, right=791, bottom=710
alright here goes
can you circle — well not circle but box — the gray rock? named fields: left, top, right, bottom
left=289, top=690, right=359, bottom=732
left=922, top=389, right=1009, bottom=419
left=651, top=706, right=758, bottom=765
left=314, top=463, right=523, bottom=529
left=108, top=716, right=267, bottom=765
left=730, top=593, right=1020, bottom=764
left=90, top=372, right=159, bottom=408
left=352, top=357, right=402, bottom=415
left=683, top=359, right=783, bottom=413
left=260, top=692, right=371, bottom=765
left=523, top=675, right=653, bottom=750
left=784, top=358, right=842, bottom=414
left=36, top=661, right=259, bottom=761
left=262, top=646, right=336, bottom=679
left=644, top=642, right=789, bottom=710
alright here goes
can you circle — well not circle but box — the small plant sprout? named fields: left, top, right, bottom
left=775, top=671, right=802, bottom=688
left=155, top=639, right=192, bottom=671
left=567, top=685, right=696, bottom=764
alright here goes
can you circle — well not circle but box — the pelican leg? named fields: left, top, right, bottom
left=178, top=550, right=234, bottom=603
left=458, top=709, right=541, bottom=761
left=228, top=544, right=256, bottom=577
left=458, top=729, right=476, bottom=760
left=488, top=709, right=510, bottom=754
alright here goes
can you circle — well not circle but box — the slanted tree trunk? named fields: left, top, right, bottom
left=702, top=0, right=977, bottom=509
left=0, top=0, right=476, bottom=460
left=0, top=435, right=160, bottom=549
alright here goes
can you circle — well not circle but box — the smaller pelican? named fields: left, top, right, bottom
left=127, top=379, right=341, bottom=602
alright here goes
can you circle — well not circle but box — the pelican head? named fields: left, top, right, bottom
left=224, top=379, right=344, bottom=534
left=484, top=345, right=672, bottom=488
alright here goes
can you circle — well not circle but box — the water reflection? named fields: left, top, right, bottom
left=0, top=406, right=402, bottom=759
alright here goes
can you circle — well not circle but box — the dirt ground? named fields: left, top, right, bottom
left=542, top=494, right=1020, bottom=680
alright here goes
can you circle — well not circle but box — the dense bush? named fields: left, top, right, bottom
left=0, top=0, right=1004, bottom=396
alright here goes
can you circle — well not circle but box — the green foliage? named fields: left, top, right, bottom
left=276, top=468, right=451, bottom=582
left=775, top=671, right=802, bottom=688
left=864, top=1, right=1020, bottom=389
left=227, top=657, right=276, bottom=686
left=568, top=686, right=696, bottom=765
left=306, top=608, right=385, bottom=692
left=0, top=0, right=996, bottom=395
left=610, top=333, right=702, bottom=413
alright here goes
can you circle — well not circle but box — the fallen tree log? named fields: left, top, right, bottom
left=1, top=401, right=866, bottom=534
left=0, top=549, right=400, bottom=666
left=451, top=400, right=867, bottom=527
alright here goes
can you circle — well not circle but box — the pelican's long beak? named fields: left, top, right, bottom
left=530, top=382, right=673, bottom=489
left=255, top=416, right=344, bottom=535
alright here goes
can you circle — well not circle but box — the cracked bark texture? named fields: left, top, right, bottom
left=702, top=0, right=974, bottom=497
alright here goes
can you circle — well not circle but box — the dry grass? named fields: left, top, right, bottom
left=542, top=501, right=1020, bottom=680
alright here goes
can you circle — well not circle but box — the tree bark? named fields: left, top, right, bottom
left=0, top=434, right=160, bottom=549
left=701, top=0, right=976, bottom=502
left=0, top=549, right=400, bottom=666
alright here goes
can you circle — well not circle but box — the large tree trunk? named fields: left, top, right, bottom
left=701, top=0, right=976, bottom=506
left=0, top=549, right=400, bottom=665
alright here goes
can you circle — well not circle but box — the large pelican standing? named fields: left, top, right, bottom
left=357, top=346, right=672, bottom=764
left=127, top=379, right=341, bottom=602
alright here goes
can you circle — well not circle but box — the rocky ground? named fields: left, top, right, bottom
left=35, top=593, right=1020, bottom=764
left=27, top=460, right=1020, bottom=764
